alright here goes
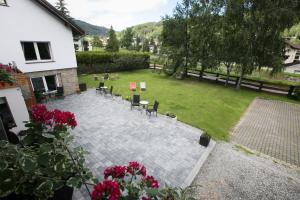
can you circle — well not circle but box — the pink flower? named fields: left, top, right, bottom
left=92, top=180, right=121, bottom=200
left=143, top=176, right=159, bottom=188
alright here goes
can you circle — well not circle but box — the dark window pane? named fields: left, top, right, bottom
left=31, top=77, right=45, bottom=92
left=22, top=42, right=37, bottom=61
left=37, top=42, right=51, bottom=60
left=45, top=75, right=56, bottom=91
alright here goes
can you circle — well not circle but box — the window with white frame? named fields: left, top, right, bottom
left=21, top=42, right=53, bottom=62
left=0, top=0, right=7, bottom=6
left=31, top=75, right=59, bottom=92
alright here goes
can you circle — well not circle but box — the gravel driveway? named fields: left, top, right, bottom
left=191, top=143, right=300, bottom=200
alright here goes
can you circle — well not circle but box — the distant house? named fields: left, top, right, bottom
left=285, top=42, right=300, bottom=65
left=0, top=0, right=85, bottom=96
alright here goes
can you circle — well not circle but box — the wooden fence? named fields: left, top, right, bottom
left=149, top=63, right=298, bottom=97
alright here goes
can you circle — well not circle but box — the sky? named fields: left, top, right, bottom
left=47, top=0, right=179, bottom=31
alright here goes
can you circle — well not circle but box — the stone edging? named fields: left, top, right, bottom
left=181, top=140, right=217, bottom=188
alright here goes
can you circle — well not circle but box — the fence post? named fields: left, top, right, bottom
left=288, top=86, right=295, bottom=97
left=235, top=77, right=239, bottom=86
left=259, top=82, right=263, bottom=91
left=216, top=73, right=219, bottom=83
left=154, top=63, right=156, bottom=71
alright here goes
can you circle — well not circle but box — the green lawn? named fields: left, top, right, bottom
left=79, top=70, right=299, bottom=141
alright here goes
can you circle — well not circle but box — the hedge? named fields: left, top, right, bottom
left=76, top=52, right=150, bottom=74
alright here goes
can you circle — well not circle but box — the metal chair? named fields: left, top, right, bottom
left=96, top=82, right=105, bottom=93
left=146, top=101, right=159, bottom=117
left=55, top=87, right=64, bottom=99
left=131, top=94, right=140, bottom=110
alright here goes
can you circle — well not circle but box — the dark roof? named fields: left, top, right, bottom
left=34, top=0, right=85, bottom=36
left=287, top=42, right=300, bottom=50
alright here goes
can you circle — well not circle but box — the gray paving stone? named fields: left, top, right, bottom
left=233, top=98, right=300, bottom=167
left=46, top=89, right=208, bottom=199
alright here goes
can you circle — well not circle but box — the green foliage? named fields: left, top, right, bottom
left=119, top=22, right=163, bottom=41
left=0, top=68, right=14, bottom=84
left=106, top=26, right=119, bottom=52
left=294, top=87, right=300, bottom=100
left=120, top=27, right=134, bottom=49
left=162, top=0, right=300, bottom=88
left=142, top=39, right=150, bottom=52
left=76, top=52, right=150, bottom=74
left=284, top=22, right=300, bottom=43
left=91, top=36, right=103, bottom=48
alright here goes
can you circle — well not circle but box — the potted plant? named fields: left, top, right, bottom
left=79, top=83, right=87, bottom=91
left=199, top=132, right=211, bottom=147
left=0, top=105, right=95, bottom=200
left=0, top=63, right=15, bottom=88
left=166, top=112, right=177, bottom=121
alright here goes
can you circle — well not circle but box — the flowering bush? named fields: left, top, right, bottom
left=92, top=162, right=197, bottom=200
left=92, top=162, right=160, bottom=200
left=31, top=104, right=77, bottom=128
left=0, top=104, right=94, bottom=200
left=0, top=63, right=14, bottom=84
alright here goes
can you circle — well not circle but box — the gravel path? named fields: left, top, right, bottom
left=191, top=143, right=300, bottom=200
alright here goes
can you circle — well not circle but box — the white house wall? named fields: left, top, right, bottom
left=0, top=88, right=30, bottom=133
left=0, top=0, right=77, bottom=73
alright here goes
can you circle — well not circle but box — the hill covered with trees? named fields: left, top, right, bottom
left=74, top=20, right=109, bottom=36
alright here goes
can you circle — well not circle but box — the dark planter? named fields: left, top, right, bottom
left=52, top=186, right=74, bottom=200
left=2, top=186, right=73, bottom=200
left=79, top=83, right=87, bottom=91
left=199, top=133, right=211, bottom=147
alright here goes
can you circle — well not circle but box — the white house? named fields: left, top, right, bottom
left=0, top=0, right=85, bottom=95
left=285, top=42, right=300, bottom=65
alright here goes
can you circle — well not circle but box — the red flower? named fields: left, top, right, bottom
left=104, top=166, right=126, bottom=179
left=31, top=104, right=53, bottom=125
left=127, top=161, right=147, bottom=176
left=143, top=176, right=159, bottom=188
left=92, top=180, right=121, bottom=200
left=31, top=104, right=77, bottom=128
left=0, top=63, right=3, bottom=69
left=6, top=66, right=12, bottom=73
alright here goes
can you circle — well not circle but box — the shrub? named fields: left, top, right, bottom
left=76, top=52, right=150, bottom=74
left=294, top=87, right=300, bottom=100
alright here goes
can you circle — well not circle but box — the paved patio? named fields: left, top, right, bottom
left=232, top=98, right=300, bottom=167
left=46, top=89, right=212, bottom=200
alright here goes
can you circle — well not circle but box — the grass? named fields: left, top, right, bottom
left=79, top=69, right=299, bottom=141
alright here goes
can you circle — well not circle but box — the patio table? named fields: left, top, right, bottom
left=140, top=100, right=149, bottom=109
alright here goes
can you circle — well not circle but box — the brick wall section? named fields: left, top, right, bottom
left=14, top=73, right=37, bottom=109
left=26, top=68, right=79, bottom=96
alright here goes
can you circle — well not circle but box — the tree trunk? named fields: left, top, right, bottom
left=225, top=64, right=231, bottom=87
left=236, top=68, right=244, bottom=90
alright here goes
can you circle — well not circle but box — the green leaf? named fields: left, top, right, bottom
left=0, top=160, right=8, bottom=170
left=21, top=156, right=36, bottom=173
left=36, top=180, right=53, bottom=193
left=66, top=177, right=81, bottom=188
left=37, top=153, right=50, bottom=167
left=42, top=133, right=55, bottom=139
left=146, top=188, right=159, bottom=197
